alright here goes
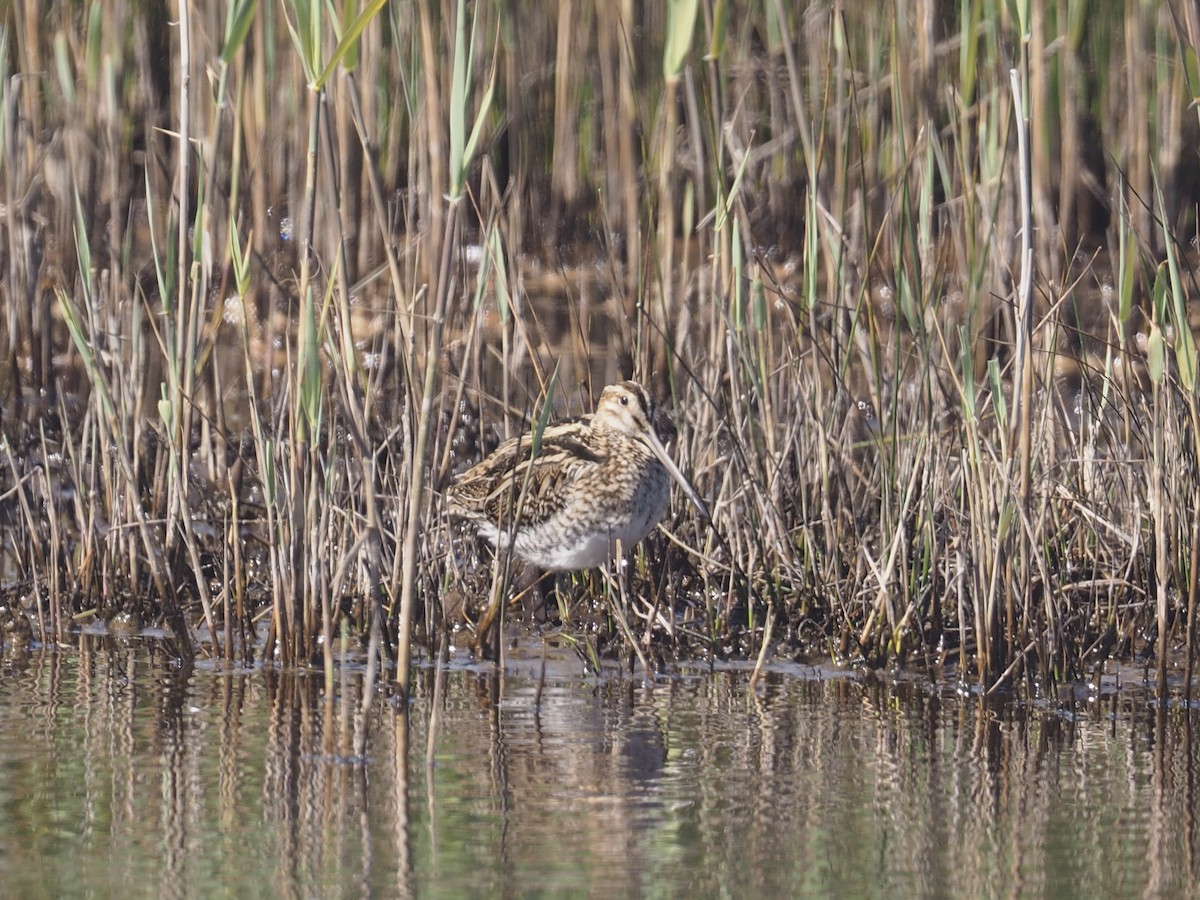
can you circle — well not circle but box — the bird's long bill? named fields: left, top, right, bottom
left=641, top=428, right=710, bottom=522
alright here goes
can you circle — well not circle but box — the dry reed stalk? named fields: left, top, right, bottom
left=0, top=2, right=1197, bottom=694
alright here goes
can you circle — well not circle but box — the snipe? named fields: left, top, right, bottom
left=446, top=380, right=707, bottom=571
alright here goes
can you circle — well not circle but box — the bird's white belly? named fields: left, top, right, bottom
left=526, top=508, right=659, bottom=570
left=478, top=471, right=668, bottom=571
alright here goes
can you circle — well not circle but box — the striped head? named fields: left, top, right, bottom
left=593, top=380, right=711, bottom=522
left=591, top=381, right=659, bottom=438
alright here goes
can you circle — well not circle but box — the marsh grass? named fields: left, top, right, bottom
left=1, top=2, right=1199, bottom=696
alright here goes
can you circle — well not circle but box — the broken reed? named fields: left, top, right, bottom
left=1, top=2, right=1198, bottom=694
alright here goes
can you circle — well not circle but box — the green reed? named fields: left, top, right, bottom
left=2, top=1, right=1200, bottom=698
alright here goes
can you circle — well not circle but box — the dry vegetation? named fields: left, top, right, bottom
left=1, top=1, right=1200, bottom=697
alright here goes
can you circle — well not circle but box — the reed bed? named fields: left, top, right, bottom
left=0, top=1, right=1198, bottom=697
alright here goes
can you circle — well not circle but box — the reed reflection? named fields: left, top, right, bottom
left=0, top=639, right=1198, bottom=896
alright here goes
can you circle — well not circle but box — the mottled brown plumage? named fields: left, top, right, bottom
left=446, top=381, right=707, bottom=571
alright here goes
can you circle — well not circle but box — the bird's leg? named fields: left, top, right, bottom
left=508, top=566, right=555, bottom=623
left=605, top=541, right=652, bottom=677
left=474, top=544, right=519, bottom=658
left=639, top=552, right=674, bottom=646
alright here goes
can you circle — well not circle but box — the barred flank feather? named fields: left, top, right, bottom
left=446, top=381, right=706, bottom=571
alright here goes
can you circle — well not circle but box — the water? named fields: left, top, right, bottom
left=0, top=634, right=1195, bottom=898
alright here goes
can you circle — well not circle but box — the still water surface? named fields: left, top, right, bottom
left=0, top=634, right=1195, bottom=898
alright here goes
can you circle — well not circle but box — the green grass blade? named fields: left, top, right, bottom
left=664, top=0, right=699, bottom=80
left=530, top=367, right=561, bottom=459
left=221, top=0, right=260, bottom=63
left=316, top=0, right=387, bottom=86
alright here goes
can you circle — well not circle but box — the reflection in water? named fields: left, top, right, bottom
left=0, top=636, right=1197, bottom=897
